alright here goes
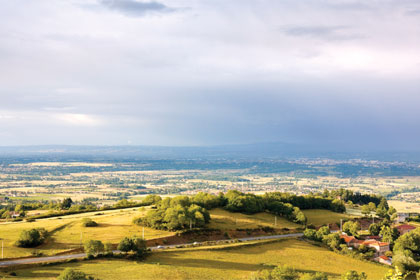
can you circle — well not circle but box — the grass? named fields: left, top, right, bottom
left=4, top=239, right=389, bottom=280
left=0, top=207, right=172, bottom=259
left=208, top=208, right=299, bottom=230
left=303, top=209, right=354, bottom=226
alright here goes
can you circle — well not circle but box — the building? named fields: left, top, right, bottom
left=362, top=240, right=390, bottom=256
left=376, top=255, right=392, bottom=266
left=340, top=234, right=390, bottom=257
left=395, top=224, right=416, bottom=235
left=396, top=213, right=409, bottom=223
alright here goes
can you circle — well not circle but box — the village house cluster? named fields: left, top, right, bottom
left=339, top=223, right=417, bottom=266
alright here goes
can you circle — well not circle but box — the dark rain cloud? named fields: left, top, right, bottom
left=100, top=0, right=173, bottom=16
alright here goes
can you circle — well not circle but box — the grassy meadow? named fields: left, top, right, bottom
left=303, top=209, right=354, bottom=226
left=0, top=207, right=172, bottom=259
left=3, top=239, right=389, bottom=280
left=208, top=208, right=299, bottom=230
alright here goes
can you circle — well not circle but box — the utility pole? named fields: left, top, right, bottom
left=274, top=216, right=277, bottom=227
left=340, top=219, right=343, bottom=232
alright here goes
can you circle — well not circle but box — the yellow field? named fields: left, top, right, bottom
left=208, top=208, right=299, bottom=230
left=303, top=209, right=354, bottom=226
left=0, top=207, right=172, bottom=259
left=5, top=239, right=388, bottom=280
left=388, top=200, right=420, bottom=213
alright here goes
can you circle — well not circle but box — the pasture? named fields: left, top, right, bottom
left=303, top=209, right=354, bottom=226
left=208, top=208, right=299, bottom=230
left=0, top=207, right=172, bottom=259
left=3, top=238, right=389, bottom=279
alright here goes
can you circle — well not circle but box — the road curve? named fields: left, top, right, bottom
left=0, top=232, right=303, bottom=267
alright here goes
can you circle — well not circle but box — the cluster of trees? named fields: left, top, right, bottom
left=263, top=192, right=346, bottom=213
left=368, top=221, right=400, bottom=246
left=303, top=227, right=342, bottom=250
left=15, top=228, right=48, bottom=248
left=135, top=196, right=210, bottom=231
left=324, top=189, right=383, bottom=206
left=392, top=227, right=420, bottom=273
left=117, top=236, right=147, bottom=257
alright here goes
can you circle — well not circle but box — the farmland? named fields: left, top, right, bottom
left=1, top=239, right=389, bottom=280
left=0, top=207, right=172, bottom=259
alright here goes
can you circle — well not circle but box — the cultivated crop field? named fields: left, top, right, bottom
left=3, top=239, right=389, bottom=280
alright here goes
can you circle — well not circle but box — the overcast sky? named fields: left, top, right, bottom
left=1, top=0, right=420, bottom=149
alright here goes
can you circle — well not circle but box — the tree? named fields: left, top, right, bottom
left=341, top=271, right=367, bottom=280
left=380, top=226, right=399, bottom=246
left=117, top=237, right=133, bottom=253
left=61, top=198, right=73, bottom=210
left=322, top=233, right=342, bottom=250
left=369, top=223, right=381, bottom=236
left=316, top=226, right=331, bottom=241
left=382, top=267, right=406, bottom=280
left=57, top=268, right=94, bottom=280
left=376, top=198, right=389, bottom=218
left=270, top=265, right=298, bottom=280
left=361, top=205, right=371, bottom=217
left=342, top=221, right=361, bottom=237
left=84, top=240, right=104, bottom=257
left=15, top=228, right=47, bottom=248
left=104, top=242, right=113, bottom=255
left=117, top=236, right=147, bottom=257
left=300, top=273, right=329, bottom=280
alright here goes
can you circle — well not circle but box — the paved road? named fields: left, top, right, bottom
left=0, top=232, right=303, bottom=267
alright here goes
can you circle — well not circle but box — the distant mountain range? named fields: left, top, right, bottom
left=0, top=143, right=419, bottom=162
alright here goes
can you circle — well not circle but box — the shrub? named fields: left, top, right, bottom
left=57, top=268, right=94, bottom=280
left=15, top=228, right=47, bottom=248
left=81, top=218, right=98, bottom=227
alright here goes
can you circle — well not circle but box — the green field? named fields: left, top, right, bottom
left=3, top=239, right=389, bottom=280
left=208, top=208, right=299, bottom=230
left=0, top=207, right=172, bottom=259
left=303, top=209, right=354, bottom=226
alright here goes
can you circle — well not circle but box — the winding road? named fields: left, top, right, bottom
left=0, top=232, right=303, bottom=267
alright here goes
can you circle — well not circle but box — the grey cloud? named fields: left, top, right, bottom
left=100, top=0, right=173, bottom=16
left=282, top=25, right=363, bottom=41
left=406, top=9, right=420, bottom=15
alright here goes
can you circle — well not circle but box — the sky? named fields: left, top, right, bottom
left=1, top=0, right=420, bottom=150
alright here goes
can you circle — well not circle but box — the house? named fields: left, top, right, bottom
left=10, top=211, right=20, bottom=218
left=340, top=234, right=390, bottom=257
left=340, top=234, right=358, bottom=246
left=395, top=224, right=416, bottom=235
left=396, top=213, right=409, bottom=223
left=362, top=240, right=390, bottom=256
left=376, top=255, right=392, bottom=266
left=361, top=235, right=381, bottom=241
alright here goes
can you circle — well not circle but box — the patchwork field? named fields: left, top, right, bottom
left=3, top=239, right=389, bottom=280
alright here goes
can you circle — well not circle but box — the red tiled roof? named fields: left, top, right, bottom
left=395, top=224, right=416, bottom=230
left=379, top=255, right=390, bottom=261
left=340, top=235, right=356, bottom=243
